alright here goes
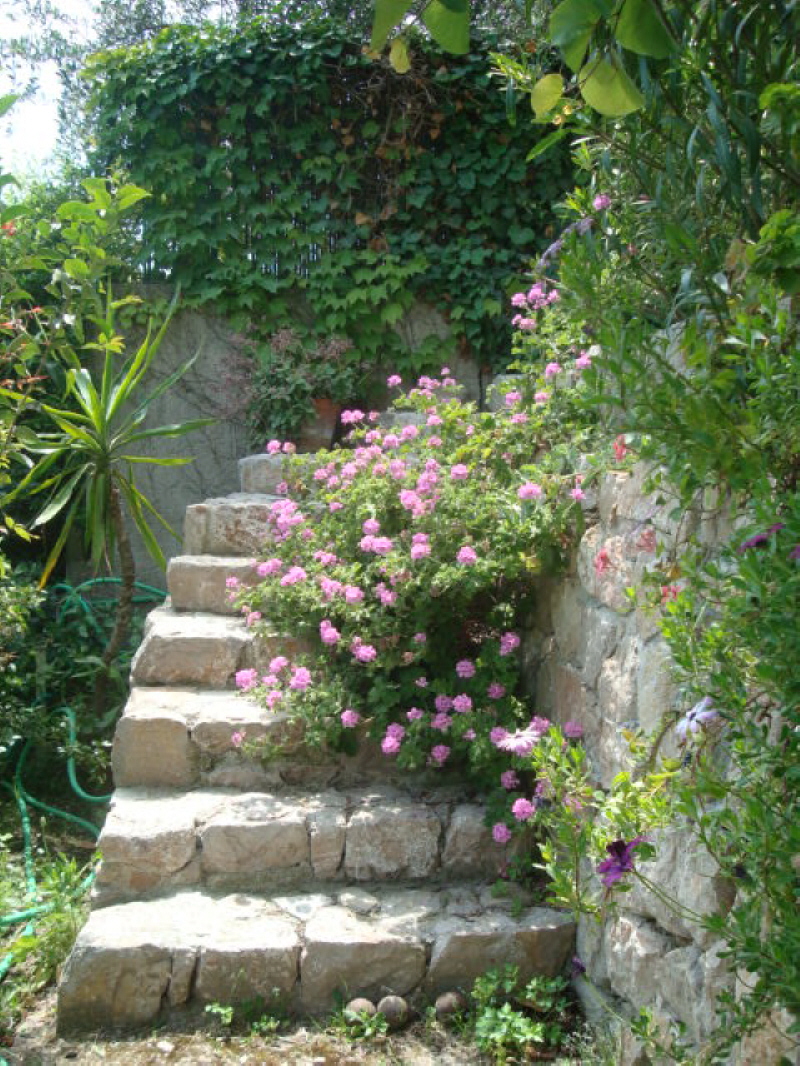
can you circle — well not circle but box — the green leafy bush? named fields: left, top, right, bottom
left=232, top=369, right=598, bottom=790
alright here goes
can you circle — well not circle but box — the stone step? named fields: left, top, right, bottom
left=93, top=785, right=509, bottom=905
left=238, top=453, right=287, bottom=494
left=111, top=686, right=424, bottom=792
left=58, top=885, right=575, bottom=1032
left=111, top=686, right=293, bottom=790
left=183, top=493, right=278, bottom=556
left=129, top=605, right=290, bottom=688
left=167, top=555, right=259, bottom=615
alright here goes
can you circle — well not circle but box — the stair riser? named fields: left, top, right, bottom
left=168, top=556, right=260, bottom=616
left=111, top=687, right=383, bottom=791
left=129, top=607, right=299, bottom=688
left=93, top=797, right=511, bottom=904
left=57, top=889, right=575, bottom=1033
left=183, top=494, right=277, bottom=556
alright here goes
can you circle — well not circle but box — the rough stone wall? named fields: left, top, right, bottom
left=115, top=304, right=251, bottom=589
left=524, top=464, right=798, bottom=1065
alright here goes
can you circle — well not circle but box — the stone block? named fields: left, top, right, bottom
left=577, top=527, right=637, bottom=615
left=112, top=705, right=198, bottom=789
left=238, top=454, right=285, bottom=494
left=344, top=800, right=441, bottom=880
left=58, top=891, right=303, bottom=1032
left=308, top=805, right=346, bottom=879
left=58, top=941, right=174, bottom=1032
left=624, top=827, right=735, bottom=946
left=194, top=919, right=300, bottom=1006
left=581, top=606, right=622, bottom=689
left=168, top=555, right=258, bottom=615
left=597, top=634, right=639, bottom=725
left=551, top=580, right=586, bottom=665
left=300, top=906, right=426, bottom=1010
left=425, top=908, right=575, bottom=993
left=130, top=606, right=255, bottom=687
left=93, top=789, right=210, bottom=902
left=183, top=493, right=275, bottom=555
left=551, top=662, right=589, bottom=723
left=199, top=793, right=310, bottom=884
left=636, top=637, right=676, bottom=733
left=441, top=804, right=502, bottom=878
left=603, top=914, right=671, bottom=1009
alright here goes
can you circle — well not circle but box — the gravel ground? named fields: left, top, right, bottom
left=7, top=992, right=490, bottom=1066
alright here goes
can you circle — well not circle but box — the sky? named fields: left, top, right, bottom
left=0, top=0, right=95, bottom=176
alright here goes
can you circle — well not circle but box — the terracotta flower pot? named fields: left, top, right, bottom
left=297, top=397, right=341, bottom=452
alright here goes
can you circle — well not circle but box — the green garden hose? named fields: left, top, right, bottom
left=0, top=578, right=165, bottom=1000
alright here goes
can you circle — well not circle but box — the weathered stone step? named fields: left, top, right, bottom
left=58, top=885, right=575, bottom=1032
left=111, top=686, right=290, bottom=789
left=183, top=492, right=278, bottom=556
left=238, top=452, right=286, bottom=494
left=93, top=785, right=508, bottom=905
left=167, top=555, right=259, bottom=615
left=129, top=605, right=291, bottom=687
left=112, top=685, right=400, bottom=792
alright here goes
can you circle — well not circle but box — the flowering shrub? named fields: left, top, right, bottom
left=233, top=370, right=598, bottom=789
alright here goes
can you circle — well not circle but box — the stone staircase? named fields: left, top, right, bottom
left=57, top=450, right=575, bottom=1034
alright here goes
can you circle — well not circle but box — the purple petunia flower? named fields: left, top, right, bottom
left=596, top=836, right=646, bottom=887
left=738, top=523, right=785, bottom=552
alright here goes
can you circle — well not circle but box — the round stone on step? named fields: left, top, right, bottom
left=345, top=997, right=376, bottom=1022
left=376, top=994, right=409, bottom=1030
left=435, top=989, right=468, bottom=1021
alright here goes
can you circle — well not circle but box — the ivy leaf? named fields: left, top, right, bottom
left=579, top=54, right=644, bottom=116
left=614, top=0, right=674, bottom=59
left=530, top=74, right=564, bottom=119
left=389, top=36, right=412, bottom=74
left=422, top=0, right=470, bottom=55
left=371, top=0, right=415, bottom=50
left=549, top=0, right=606, bottom=71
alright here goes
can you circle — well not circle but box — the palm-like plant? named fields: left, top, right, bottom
left=5, top=292, right=210, bottom=710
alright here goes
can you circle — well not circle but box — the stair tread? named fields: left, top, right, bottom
left=58, top=885, right=575, bottom=1031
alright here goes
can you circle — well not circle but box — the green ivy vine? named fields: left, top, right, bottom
left=84, top=19, right=572, bottom=396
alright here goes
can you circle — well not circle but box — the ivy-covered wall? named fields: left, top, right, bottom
left=84, top=20, right=572, bottom=376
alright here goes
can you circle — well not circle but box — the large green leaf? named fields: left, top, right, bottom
left=38, top=500, right=79, bottom=587
left=370, top=0, right=415, bottom=50
left=33, top=467, right=88, bottom=528
left=614, top=0, right=674, bottom=59
left=121, top=418, right=215, bottom=447
left=422, top=0, right=469, bottom=55
left=549, top=0, right=605, bottom=71
left=69, top=368, right=103, bottom=427
left=579, top=55, right=644, bottom=115
left=530, top=74, right=564, bottom=119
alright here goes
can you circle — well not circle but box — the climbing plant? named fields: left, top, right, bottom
left=83, top=20, right=572, bottom=393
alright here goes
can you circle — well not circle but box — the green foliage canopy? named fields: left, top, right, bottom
left=84, top=20, right=572, bottom=376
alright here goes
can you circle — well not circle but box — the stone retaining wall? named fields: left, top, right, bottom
left=524, top=463, right=798, bottom=1065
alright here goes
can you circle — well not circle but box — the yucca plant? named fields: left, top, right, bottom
left=1, top=175, right=211, bottom=713
left=5, top=293, right=210, bottom=710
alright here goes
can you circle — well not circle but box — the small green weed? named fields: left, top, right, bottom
left=470, top=966, right=574, bottom=1064
left=330, top=1004, right=389, bottom=1042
